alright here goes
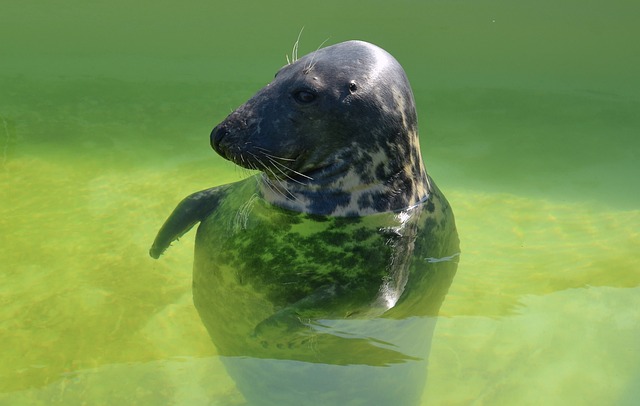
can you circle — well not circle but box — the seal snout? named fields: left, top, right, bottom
left=210, top=124, right=230, bottom=156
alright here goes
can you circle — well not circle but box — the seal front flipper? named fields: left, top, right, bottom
left=149, top=186, right=229, bottom=259
left=249, top=285, right=417, bottom=365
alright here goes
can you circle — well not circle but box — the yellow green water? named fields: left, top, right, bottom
left=1, top=1, right=639, bottom=405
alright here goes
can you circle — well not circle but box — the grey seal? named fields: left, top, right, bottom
left=150, top=40, right=459, bottom=405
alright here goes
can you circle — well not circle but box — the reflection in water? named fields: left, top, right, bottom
left=189, top=176, right=459, bottom=404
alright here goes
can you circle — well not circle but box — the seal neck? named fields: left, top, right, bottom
left=257, top=154, right=431, bottom=216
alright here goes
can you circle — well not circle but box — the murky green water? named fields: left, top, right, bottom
left=1, top=1, right=639, bottom=405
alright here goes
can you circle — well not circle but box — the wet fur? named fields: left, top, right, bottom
left=149, top=41, right=459, bottom=405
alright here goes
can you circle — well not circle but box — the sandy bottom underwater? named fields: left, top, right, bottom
left=0, top=156, right=638, bottom=405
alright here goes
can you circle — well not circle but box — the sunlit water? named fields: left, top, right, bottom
left=1, top=1, right=639, bottom=405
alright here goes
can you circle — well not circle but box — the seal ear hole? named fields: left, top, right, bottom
left=293, top=90, right=317, bottom=104
left=349, top=81, right=358, bottom=93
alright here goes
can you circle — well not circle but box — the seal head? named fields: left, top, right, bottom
left=211, top=40, right=429, bottom=216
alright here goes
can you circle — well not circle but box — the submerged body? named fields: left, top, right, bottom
left=193, top=176, right=458, bottom=404
left=150, top=40, right=459, bottom=404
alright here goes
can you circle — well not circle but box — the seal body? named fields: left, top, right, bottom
left=150, top=40, right=459, bottom=405
left=193, top=176, right=458, bottom=405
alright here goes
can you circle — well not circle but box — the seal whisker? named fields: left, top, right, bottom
left=288, top=27, right=305, bottom=65
left=248, top=151, right=298, bottom=200
left=264, top=156, right=308, bottom=185
left=254, top=147, right=297, bottom=162
left=253, top=147, right=313, bottom=180
left=262, top=153, right=296, bottom=162
left=238, top=164, right=251, bottom=179
left=265, top=156, right=314, bottom=183
left=266, top=169, right=298, bottom=201
left=250, top=159, right=286, bottom=199
left=252, top=146, right=313, bottom=182
left=264, top=166, right=298, bottom=200
left=260, top=174, right=286, bottom=199
left=246, top=151, right=270, bottom=174
left=303, top=37, right=330, bottom=74
left=263, top=175, right=291, bottom=201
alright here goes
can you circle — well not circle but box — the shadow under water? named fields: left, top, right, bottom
left=191, top=176, right=459, bottom=405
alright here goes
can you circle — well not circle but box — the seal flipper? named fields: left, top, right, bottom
left=251, top=285, right=419, bottom=365
left=149, top=186, right=229, bottom=259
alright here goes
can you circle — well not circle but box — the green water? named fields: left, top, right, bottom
left=1, top=0, right=639, bottom=405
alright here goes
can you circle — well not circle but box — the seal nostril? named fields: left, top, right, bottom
left=210, top=125, right=229, bottom=152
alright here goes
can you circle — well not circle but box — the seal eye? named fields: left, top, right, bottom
left=349, top=81, right=358, bottom=93
left=293, top=90, right=317, bottom=104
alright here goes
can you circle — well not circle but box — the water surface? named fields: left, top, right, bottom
left=1, top=1, right=639, bottom=404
